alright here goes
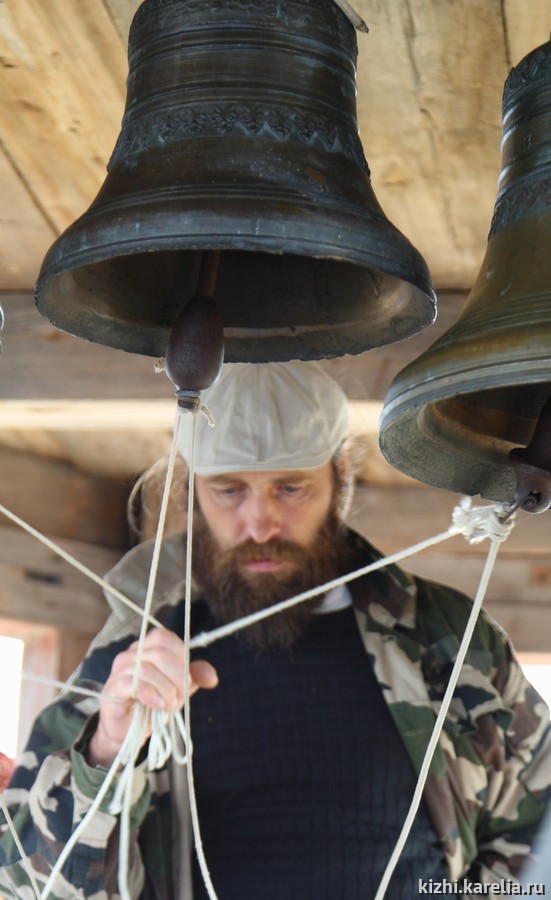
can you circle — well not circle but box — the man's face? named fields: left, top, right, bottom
left=192, top=462, right=349, bottom=649
left=194, top=463, right=335, bottom=573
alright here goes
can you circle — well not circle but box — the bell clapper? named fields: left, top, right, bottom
left=507, top=394, right=551, bottom=514
left=164, top=250, right=224, bottom=411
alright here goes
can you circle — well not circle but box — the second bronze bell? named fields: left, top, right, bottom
left=379, top=37, right=551, bottom=507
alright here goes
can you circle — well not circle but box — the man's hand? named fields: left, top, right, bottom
left=87, top=629, right=218, bottom=768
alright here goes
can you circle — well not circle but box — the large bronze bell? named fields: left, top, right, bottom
left=35, top=0, right=435, bottom=363
left=379, top=37, right=551, bottom=507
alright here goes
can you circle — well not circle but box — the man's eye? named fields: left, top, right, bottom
left=280, top=484, right=301, bottom=494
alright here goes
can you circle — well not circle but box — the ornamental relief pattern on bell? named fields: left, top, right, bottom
left=108, top=103, right=368, bottom=171
left=490, top=174, right=551, bottom=236
left=503, top=42, right=551, bottom=108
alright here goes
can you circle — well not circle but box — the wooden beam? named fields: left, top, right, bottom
left=0, top=400, right=178, bottom=430
left=0, top=524, right=117, bottom=632
left=354, top=0, right=550, bottom=290
left=0, top=149, right=56, bottom=291
left=103, top=0, right=141, bottom=41
left=0, top=446, right=129, bottom=548
left=0, top=292, right=468, bottom=403
left=400, top=551, right=551, bottom=608
left=0, top=293, right=171, bottom=402
left=0, top=0, right=128, bottom=233
left=402, top=556, right=551, bottom=653
left=349, top=485, right=551, bottom=558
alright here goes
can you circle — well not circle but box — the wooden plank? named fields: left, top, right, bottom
left=0, top=524, right=117, bottom=631
left=0, top=293, right=176, bottom=401
left=103, top=0, right=141, bottom=41
left=397, top=552, right=551, bottom=607
left=0, top=416, right=411, bottom=486
left=0, top=0, right=128, bottom=233
left=0, top=400, right=178, bottom=430
left=503, top=0, right=551, bottom=65
left=0, top=446, right=129, bottom=548
left=349, top=485, right=551, bottom=557
left=355, top=0, right=550, bottom=290
left=0, top=148, right=56, bottom=291
left=16, top=627, right=59, bottom=752
left=0, top=292, right=468, bottom=402
left=0, top=426, right=172, bottom=481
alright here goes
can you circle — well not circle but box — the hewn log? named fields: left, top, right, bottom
left=0, top=524, right=118, bottom=631
left=0, top=292, right=468, bottom=403
left=0, top=447, right=129, bottom=548
left=0, top=0, right=127, bottom=233
left=354, top=0, right=550, bottom=288
left=349, top=485, right=551, bottom=557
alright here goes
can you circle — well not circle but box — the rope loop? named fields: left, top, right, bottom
left=148, top=709, right=189, bottom=769
left=450, top=496, right=516, bottom=544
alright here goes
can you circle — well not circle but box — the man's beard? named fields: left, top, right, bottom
left=191, top=501, right=350, bottom=652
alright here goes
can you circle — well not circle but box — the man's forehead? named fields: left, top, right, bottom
left=199, top=465, right=331, bottom=485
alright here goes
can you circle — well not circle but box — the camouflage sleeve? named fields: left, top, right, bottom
left=376, top=574, right=551, bottom=883
left=468, top=633, right=551, bottom=884
left=0, top=638, right=151, bottom=898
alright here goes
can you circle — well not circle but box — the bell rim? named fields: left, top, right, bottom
left=379, top=361, right=551, bottom=501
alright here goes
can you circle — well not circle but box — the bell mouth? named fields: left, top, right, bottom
left=36, top=246, right=435, bottom=362
left=380, top=374, right=551, bottom=502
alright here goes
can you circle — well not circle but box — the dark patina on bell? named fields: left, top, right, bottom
left=35, top=0, right=435, bottom=363
left=379, top=37, right=551, bottom=505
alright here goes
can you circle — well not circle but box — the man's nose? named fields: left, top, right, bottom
left=243, top=494, right=281, bottom=543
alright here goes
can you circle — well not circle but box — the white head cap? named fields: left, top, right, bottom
left=177, top=361, right=349, bottom=475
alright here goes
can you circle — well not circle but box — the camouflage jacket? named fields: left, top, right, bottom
left=0, top=530, right=550, bottom=899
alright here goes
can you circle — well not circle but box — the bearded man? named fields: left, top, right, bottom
left=0, top=362, right=550, bottom=900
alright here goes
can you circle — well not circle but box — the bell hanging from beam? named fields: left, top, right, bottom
left=379, top=36, right=551, bottom=509
left=34, top=0, right=435, bottom=364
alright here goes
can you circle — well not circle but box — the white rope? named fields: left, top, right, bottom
left=182, top=412, right=218, bottom=900
left=451, top=496, right=515, bottom=544
left=18, top=670, right=122, bottom=704
left=40, top=704, right=187, bottom=900
left=190, top=498, right=515, bottom=649
left=131, top=412, right=182, bottom=693
left=112, top=405, right=216, bottom=899
left=115, top=414, right=185, bottom=897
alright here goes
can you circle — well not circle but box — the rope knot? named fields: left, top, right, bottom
left=451, top=496, right=516, bottom=544
left=175, top=391, right=215, bottom=426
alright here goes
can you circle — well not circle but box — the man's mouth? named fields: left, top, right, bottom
left=244, top=559, right=290, bottom=573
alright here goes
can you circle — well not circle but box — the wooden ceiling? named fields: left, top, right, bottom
left=1, top=0, right=551, bottom=650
